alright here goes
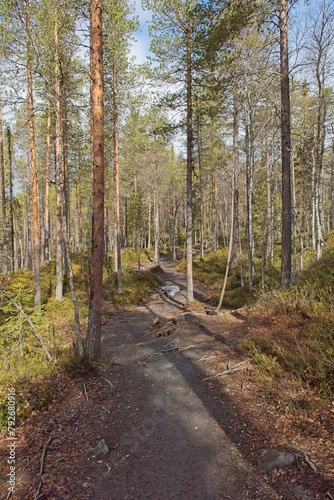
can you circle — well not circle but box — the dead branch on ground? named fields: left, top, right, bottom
left=34, top=435, right=58, bottom=499
left=202, top=359, right=250, bottom=381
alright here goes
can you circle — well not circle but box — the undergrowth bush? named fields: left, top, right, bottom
left=0, top=249, right=161, bottom=434
left=246, top=279, right=334, bottom=397
left=103, top=267, right=161, bottom=304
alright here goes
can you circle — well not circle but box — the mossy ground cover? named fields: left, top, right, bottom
left=177, top=235, right=334, bottom=400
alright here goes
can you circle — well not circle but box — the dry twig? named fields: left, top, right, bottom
left=83, top=383, right=89, bottom=402
left=202, top=359, right=250, bottom=381
left=34, top=436, right=57, bottom=499
left=104, top=378, right=114, bottom=388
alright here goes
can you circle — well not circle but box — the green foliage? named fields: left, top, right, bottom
left=184, top=249, right=260, bottom=308
left=103, top=266, right=162, bottom=305
left=245, top=234, right=334, bottom=398
left=243, top=339, right=284, bottom=382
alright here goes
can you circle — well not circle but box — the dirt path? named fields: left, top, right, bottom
left=2, top=257, right=332, bottom=499
left=85, top=257, right=278, bottom=500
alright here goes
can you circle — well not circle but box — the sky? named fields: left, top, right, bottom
left=128, top=0, right=322, bottom=65
left=130, top=0, right=152, bottom=65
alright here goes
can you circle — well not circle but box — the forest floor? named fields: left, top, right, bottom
left=1, top=255, right=333, bottom=499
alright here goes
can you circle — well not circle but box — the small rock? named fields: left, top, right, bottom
left=152, top=316, right=160, bottom=326
left=258, top=448, right=295, bottom=473
left=93, top=439, right=109, bottom=456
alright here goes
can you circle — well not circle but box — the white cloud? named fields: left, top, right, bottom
left=130, top=35, right=151, bottom=65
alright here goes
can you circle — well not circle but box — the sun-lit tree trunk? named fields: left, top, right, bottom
left=112, top=57, right=122, bottom=293
left=291, top=151, right=297, bottom=275
left=245, top=119, right=254, bottom=290
left=231, top=89, right=239, bottom=270
left=331, top=134, right=334, bottom=230
left=197, top=113, right=204, bottom=261
left=211, top=169, right=217, bottom=252
left=43, top=102, right=51, bottom=263
left=266, top=146, right=274, bottom=267
left=55, top=15, right=63, bottom=300
left=25, top=0, right=41, bottom=306
left=154, top=159, right=160, bottom=266
left=0, top=103, right=8, bottom=275
left=279, top=0, right=292, bottom=285
left=86, top=0, right=105, bottom=359
left=147, top=192, right=152, bottom=249
left=186, top=28, right=194, bottom=303
left=6, top=127, right=15, bottom=271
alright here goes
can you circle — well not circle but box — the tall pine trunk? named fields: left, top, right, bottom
left=112, top=58, right=122, bottom=293
left=231, top=89, right=239, bottom=270
left=55, top=16, right=63, bottom=300
left=279, top=0, right=292, bottom=285
left=25, top=0, right=41, bottom=307
left=186, top=28, right=194, bottom=303
left=86, top=0, right=105, bottom=359
left=0, top=103, right=8, bottom=275
left=44, top=102, right=51, bottom=263
left=154, top=160, right=160, bottom=266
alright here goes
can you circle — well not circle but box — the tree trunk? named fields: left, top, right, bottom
left=231, top=89, right=239, bottom=270
left=6, top=127, right=15, bottom=271
left=211, top=170, right=217, bottom=252
left=154, top=160, right=160, bottom=266
left=44, top=102, right=51, bottom=263
left=245, top=120, right=254, bottom=290
left=86, top=0, right=105, bottom=359
left=331, top=135, right=334, bottom=230
left=112, top=57, right=122, bottom=293
left=147, top=192, right=152, bottom=249
left=266, top=148, right=274, bottom=267
left=55, top=16, right=63, bottom=300
left=186, top=28, right=194, bottom=303
left=0, top=103, right=8, bottom=275
left=279, top=0, right=292, bottom=285
left=195, top=107, right=204, bottom=261
left=25, top=0, right=41, bottom=306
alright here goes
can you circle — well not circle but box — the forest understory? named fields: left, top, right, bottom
left=0, top=255, right=333, bottom=500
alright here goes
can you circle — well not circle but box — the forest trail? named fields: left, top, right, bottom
left=83, top=255, right=280, bottom=499
left=4, top=256, right=331, bottom=499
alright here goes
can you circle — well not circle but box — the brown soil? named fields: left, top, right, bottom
left=1, top=256, right=333, bottom=499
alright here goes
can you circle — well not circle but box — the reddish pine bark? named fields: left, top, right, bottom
left=86, top=0, right=105, bottom=359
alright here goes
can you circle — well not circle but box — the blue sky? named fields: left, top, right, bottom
left=130, top=0, right=152, bottom=64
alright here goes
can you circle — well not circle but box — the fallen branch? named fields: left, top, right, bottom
left=197, top=355, right=222, bottom=362
left=104, top=378, right=114, bottom=389
left=202, top=359, right=250, bottom=381
left=83, top=383, right=89, bottom=402
left=34, top=436, right=57, bottom=499
left=0, top=284, right=52, bottom=361
left=148, top=344, right=196, bottom=359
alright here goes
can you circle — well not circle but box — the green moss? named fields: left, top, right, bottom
left=103, top=268, right=161, bottom=305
